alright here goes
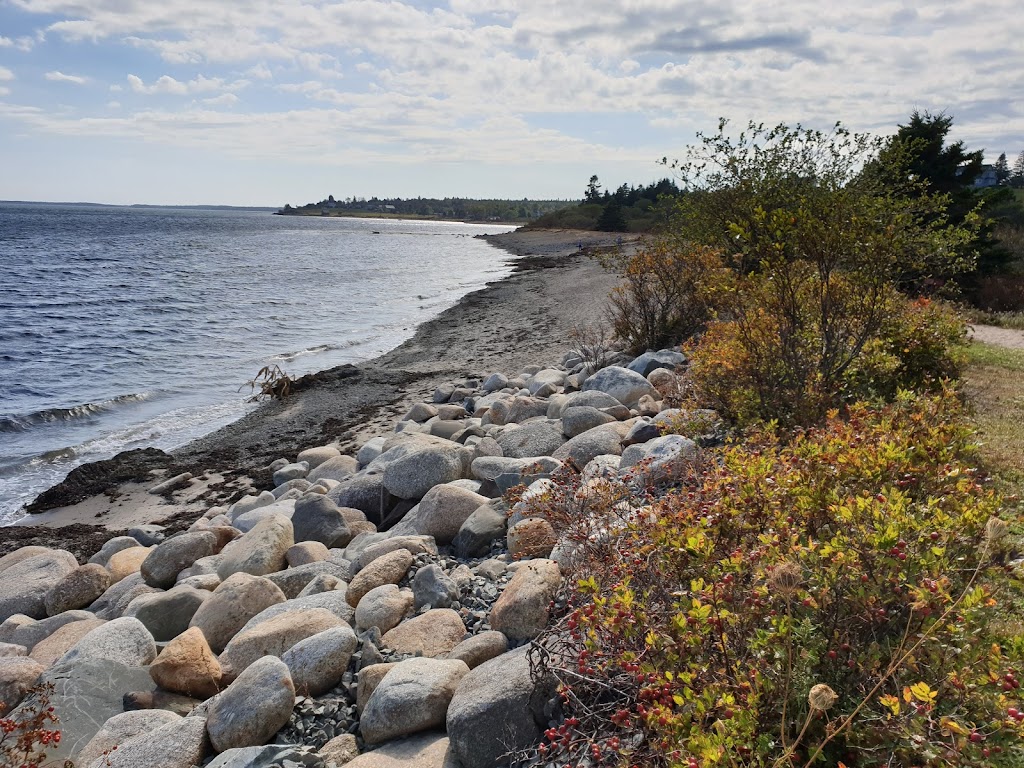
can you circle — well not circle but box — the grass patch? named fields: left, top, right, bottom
left=963, top=341, right=1024, bottom=494
left=967, top=309, right=1024, bottom=330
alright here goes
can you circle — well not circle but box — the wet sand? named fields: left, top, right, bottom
left=0, top=228, right=636, bottom=558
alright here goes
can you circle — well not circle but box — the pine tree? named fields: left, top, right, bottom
left=993, top=152, right=1010, bottom=185
left=1011, top=150, right=1024, bottom=189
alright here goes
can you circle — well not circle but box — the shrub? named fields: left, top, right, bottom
left=0, top=683, right=66, bottom=768
left=603, top=240, right=728, bottom=354
left=528, top=391, right=1022, bottom=767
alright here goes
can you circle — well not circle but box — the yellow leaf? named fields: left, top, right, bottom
left=910, top=682, right=937, bottom=703
left=879, top=694, right=901, bottom=717
left=902, top=686, right=912, bottom=703
left=940, top=717, right=968, bottom=736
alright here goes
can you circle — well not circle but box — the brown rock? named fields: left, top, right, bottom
left=188, top=572, right=286, bottom=653
left=318, top=733, right=359, bottom=766
left=506, top=518, right=557, bottom=559
left=149, top=626, right=223, bottom=698
left=490, top=559, right=561, bottom=643
left=380, top=608, right=466, bottom=657
left=44, top=564, right=111, bottom=616
left=356, top=662, right=396, bottom=713
left=29, top=618, right=106, bottom=667
left=219, top=607, right=344, bottom=675
left=107, top=547, right=152, bottom=583
left=286, top=541, right=330, bottom=567
left=0, top=657, right=44, bottom=714
left=346, top=549, right=413, bottom=608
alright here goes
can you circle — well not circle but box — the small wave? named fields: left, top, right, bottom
left=268, top=343, right=355, bottom=362
left=0, top=392, right=154, bottom=433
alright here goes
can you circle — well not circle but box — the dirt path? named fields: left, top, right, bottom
left=970, top=324, right=1024, bottom=350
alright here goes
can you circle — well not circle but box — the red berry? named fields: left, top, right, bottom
left=970, top=731, right=983, bottom=743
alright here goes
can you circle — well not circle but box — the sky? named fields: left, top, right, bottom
left=0, top=0, right=1022, bottom=206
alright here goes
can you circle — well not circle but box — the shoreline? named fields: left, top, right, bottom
left=0, top=228, right=636, bottom=559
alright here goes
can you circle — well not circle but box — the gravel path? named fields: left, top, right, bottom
left=971, top=323, right=1024, bottom=350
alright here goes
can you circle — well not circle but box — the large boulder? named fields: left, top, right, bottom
left=506, top=518, right=557, bottom=560
left=0, top=549, right=78, bottom=622
left=495, top=421, right=566, bottom=459
left=379, top=608, right=466, bottom=657
left=124, top=586, right=209, bottom=642
left=446, top=646, right=555, bottom=768
left=470, top=456, right=560, bottom=493
left=627, top=348, right=687, bottom=377
left=490, top=560, right=561, bottom=643
left=217, top=515, right=294, bottom=580
left=380, top=438, right=464, bottom=500
left=360, top=657, right=469, bottom=744
left=620, top=433, right=698, bottom=482
left=106, top=546, right=152, bottom=583
left=346, top=549, right=413, bottom=608
left=413, top=565, right=459, bottom=610
left=352, top=535, right=437, bottom=572
left=581, top=365, right=658, bottom=408
left=29, top=618, right=106, bottom=667
left=44, top=564, right=111, bottom=616
left=552, top=423, right=627, bottom=467
left=291, top=494, right=352, bottom=548
left=328, top=473, right=394, bottom=526
left=561, top=406, right=617, bottom=438
left=189, top=573, right=287, bottom=653
left=56, top=616, right=156, bottom=668
left=445, top=631, right=509, bottom=670
left=307, top=455, right=359, bottom=485
left=237, top=591, right=354, bottom=635
left=87, top=707, right=207, bottom=768
left=452, top=503, right=507, bottom=559
left=354, top=584, right=413, bottom=634
left=90, top=572, right=162, bottom=620
left=404, top=484, right=489, bottom=545
left=220, top=608, right=344, bottom=675
left=74, top=710, right=182, bottom=768
left=149, top=626, right=223, bottom=698
left=2, top=610, right=95, bottom=652
left=141, top=531, right=220, bottom=588
left=0, top=547, right=53, bottom=574
left=0, top=656, right=44, bottom=713
left=206, top=744, right=325, bottom=768
left=207, top=656, right=295, bottom=753
left=281, top=625, right=357, bottom=696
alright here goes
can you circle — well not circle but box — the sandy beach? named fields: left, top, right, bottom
left=0, top=228, right=637, bottom=559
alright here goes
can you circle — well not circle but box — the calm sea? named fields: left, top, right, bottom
left=0, top=203, right=516, bottom=524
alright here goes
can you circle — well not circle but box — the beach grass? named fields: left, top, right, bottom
left=963, top=341, right=1024, bottom=495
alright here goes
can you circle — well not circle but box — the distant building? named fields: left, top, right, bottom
left=973, top=165, right=999, bottom=188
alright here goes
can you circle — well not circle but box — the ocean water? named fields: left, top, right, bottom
left=0, top=203, right=516, bottom=524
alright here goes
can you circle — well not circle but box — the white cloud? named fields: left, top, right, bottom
left=45, top=70, right=88, bottom=84
left=0, top=87, right=8, bottom=96
left=106, top=100, right=120, bottom=108
left=0, top=67, right=14, bottom=81
left=0, top=36, right=12, bottom=47
left=202, top=92, right=239, bottom=106
left=127, top=73, right=239, bottom=95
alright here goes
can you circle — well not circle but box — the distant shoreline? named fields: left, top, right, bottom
left=274, top=208, right=530, bottom=224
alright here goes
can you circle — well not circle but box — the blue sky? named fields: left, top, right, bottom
left=0, top=0, right=1021, bottom=206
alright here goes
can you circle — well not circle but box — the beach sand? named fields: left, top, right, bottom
left=0, top=228, right=638, bottom=559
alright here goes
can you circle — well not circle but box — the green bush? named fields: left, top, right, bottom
left=530, top=391, right=1022, bottom=767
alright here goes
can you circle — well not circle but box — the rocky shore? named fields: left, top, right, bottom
left=0, top=228, right=700, bottom=768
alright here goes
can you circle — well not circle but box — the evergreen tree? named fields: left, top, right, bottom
left=1012, top=151, right=1024, bottom=189
left=993, top=152, right=1010, bottom=185
left=595, top=201, right=628, bottom=232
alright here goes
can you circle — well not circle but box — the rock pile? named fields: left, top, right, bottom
left=0, top=347, right=710, bottom=767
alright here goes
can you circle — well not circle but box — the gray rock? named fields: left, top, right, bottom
left=238, top=591, right=354, bottom=636
left=561, top=389, right=623, bottom=411
left=581, top=365, right=658, bottom=408
left=470, top=456, right=560, bottom=493
left=227, top=491, right=277, bottom=520
left=273, top=478, right=312, bottom=499
left=208, top=744, right=327, bottom=768
left=14, top=658, right=154, bottom=764
left=381, top=440, right=464, bottom=501
left=527, top=369, right=565, bottom=395
left=207, top=656, right=296, bottom=753
left=582, top=454, right=623, bottom=481
left=86, top=713, right=206, bottom=768
left=452, top=504, right=507, bottom=559
left=489, top=559, right=560, bottom=644
left=297, top=444, right=342, bottom=469
left=328, top=473, right=394, bottom=525
left=446, top=646, right=554, bottom=768
left=75, top=710, right=182, bottom=768
left=89, top=537, right=144, bottom=567
left=627, top=348, right=687, bottom=377
left=404, top=484, right=489, bottom=545
left=413, top=565, right=458, bottom=610
left=56, top=616, right=157, bottom=668
left=0, top=547, right=53, bottom=574
left=220, top=608, right=344, bottom=675
left=622, top=418, right=660, bottom=446
left=380, top=609, right=466, bottom=657
left=495, top=421, right=566, bottom=459
left=217, top=515, right=294, bottom=580
left=342, top=733, right=451, bottom=767
left=356, top=437, right=387, bottom=468
left=404, top=402, right=439, bottom=422
left=307, top=455, right=359, bottom=485
left=360, top=657, right=469, bottom=744
left=44, top=563, right=111, bottom=616
left=495, top=396, right=549, bottom=425
left=620, top=433, right=698, bottom=481
left=128, top=524, right=167, bottom=547
left=273, top=462, right=310, bottom=487
left=481, top=373, right=508, bottom=392
left=552, top=423, right=627, bottom=467
left=176, top=573, right=222, bottom=591
left=445, top=631, right=508, bottom=670
left=266, top=561, right=351, bottom=599
left=0, top=641, right=27, bottom=657
left=0, top=656, right=44, bottom=712
left=124, top=586, right=209, bottom=642
left=189, top=573, right=287, bottom=653
left=297, top=573, right=342, bottom=597
left=232, top=501, right=295, bottom=533
left=292, top=494, right=352, bottom=548
left=281, top=625, right=357, bottom=696
left=0, top=549, right=78, bottom=622
left=30, top=619, right=106, bottom=668
left=561, top=405, right=617, bottom=438
left=141, top=531, right=220, bottom=589
left=89, top=572, right=162, bottom=620
left=354, top=584, right=413, bottom=634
